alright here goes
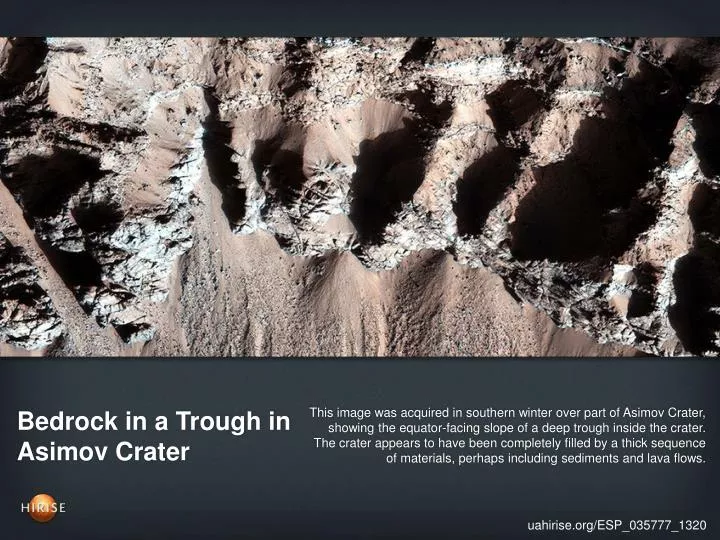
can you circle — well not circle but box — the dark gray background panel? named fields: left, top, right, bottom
left=0, top=358, right=718, bottom=539
left=1, top=0, right=720, bottom=35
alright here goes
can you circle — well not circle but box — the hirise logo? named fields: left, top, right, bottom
left=20, top=493, right=66, bottom=522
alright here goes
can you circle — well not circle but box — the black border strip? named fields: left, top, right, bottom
left=3, top=0, right=720, bottom=36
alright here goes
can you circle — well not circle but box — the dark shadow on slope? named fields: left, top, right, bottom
left=688, top=182, right=720, bottom=238
left=201, top=88, right=245, bottom=227
left=510, top=62, right=687, bottom=263
left=115, top=322, right=153, bottom=343
left=510, top=123, right=658, bottom=262
left=451, top=80, right=542, bottom=238
left=349, top=120, right=427, bottom=245
left=1, top=148, right=106, bottom=293
left=0, top=38, right=48, bottom=99
left=619, top=61, right=689, bottom=164
left=0, top=107, right=54, bottom=142
left=669, top=183, right=720, bottom=354
left=40, top=247, right=103, bottom=289
left=689, top=103, right=720, bottom=179
left=669, top=254, right=720, bottom=355
left=3, top=149, right=103, bottom=218
left=0, top=237, right=53, bottom=310
left=486, top=80, right=545, bottom=142
left=400, top=38, right=435, bottom=67
left=71, top=201, right=124, bottom=234
left=251, top=139, right=307, bottom=207
left=281, top=38, right=313, bottom=98
left=454, top=145, right=521, bottom=236
left=265, top=149, right=306, bottom=206
left=398, top=86, right=453, bottom=132
left=251, top=137, right=282, bottom=184
left=349, top=87, right=452, bottom=246
left=627, top=262, right=660, bottom=319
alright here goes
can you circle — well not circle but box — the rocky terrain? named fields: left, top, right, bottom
left=1, top=37, right=719, bottom=357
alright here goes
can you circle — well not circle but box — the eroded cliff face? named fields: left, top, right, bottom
left=1, top=37, right=719, bottom=356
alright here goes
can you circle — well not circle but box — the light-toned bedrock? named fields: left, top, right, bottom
left=1, top=37, right=719, bottom=356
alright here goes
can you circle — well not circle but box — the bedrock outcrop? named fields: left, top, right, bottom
left=1, top=37, right=719, bottom=356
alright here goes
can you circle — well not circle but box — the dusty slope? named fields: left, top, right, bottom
left=1, top=37, right=719, bottom=356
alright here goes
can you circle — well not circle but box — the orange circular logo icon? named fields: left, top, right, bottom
left=28, top=494, right=57, bottom=523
